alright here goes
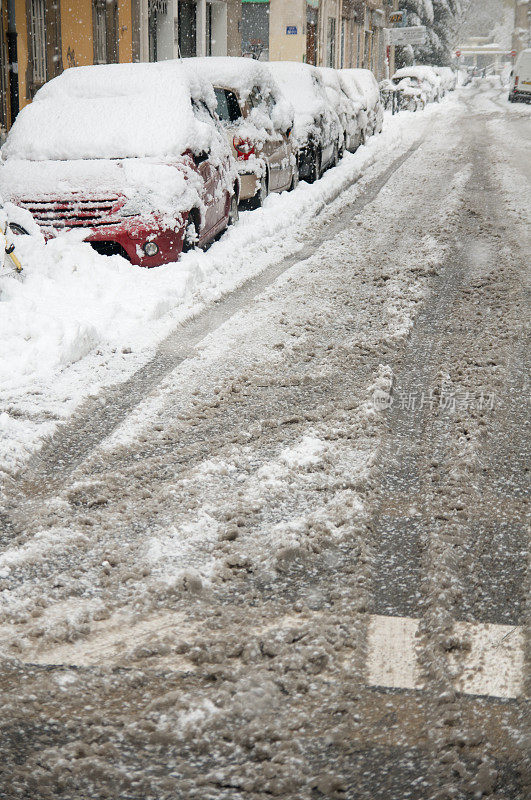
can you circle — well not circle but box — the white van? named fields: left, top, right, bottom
left=509, top=49, right=531, bottom=103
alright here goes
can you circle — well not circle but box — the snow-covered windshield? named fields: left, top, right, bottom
left=184, top=56, right=294, bottom=133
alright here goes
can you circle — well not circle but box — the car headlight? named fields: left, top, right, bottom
left=143, top=241, right=159, bottom=257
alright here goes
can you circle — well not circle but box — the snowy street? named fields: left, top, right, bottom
left=0, top=80, right=529, bottom=798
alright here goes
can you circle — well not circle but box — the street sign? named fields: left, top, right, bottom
left=388, top=26, right=427, bottom=46
left=455, top=50, right=461, bottom=58
left=286, top=26, right=297, bottom=35
left=390, top=10, right=405, bottom=24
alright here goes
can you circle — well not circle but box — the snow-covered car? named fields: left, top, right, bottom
left=267, top=61, right=343, bottom=183
left=339, top=69, right=383, bottom=138
left=185, top=57, right=297, bottom=209
left=0, top=62, right=239, bottom=267
left=317, top=66, right=366, bottom=152
left=388, top=75, right=427, bottom=111
left=392, top=66, right=442, bottom=103
left=433, top=66, right=457, bottom=93
left=509, top=48, right=531, bottom=103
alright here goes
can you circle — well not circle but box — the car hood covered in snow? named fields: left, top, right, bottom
left=0, top=157, right=206, bottom=219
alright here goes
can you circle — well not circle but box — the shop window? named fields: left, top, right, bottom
left=29, top=0, right=46, bottom=84
left=178, top=0, right=196, bottom=58
left=26, top=0, right=62, bottom=98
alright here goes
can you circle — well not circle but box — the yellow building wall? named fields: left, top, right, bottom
left=269, top=0, right=307, bottom=63
left=118, top=0, right=133, bottom=63
left=61, top=0, right=93, bottom=69
left=14, top=0, right=134, bottom=115
left=14, top=0, right=28, bottom=110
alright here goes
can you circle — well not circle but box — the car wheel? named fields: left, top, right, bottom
left=248, top=172, right=268, bottom=210
left=9, top=222, right=30, bottom=236
left=182, top=212, right=199, bottom=253
left=228, top=191, right=239, bottom=226
left=309, top=148, right=321, bottom=183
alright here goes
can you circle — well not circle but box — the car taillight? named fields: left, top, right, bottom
left=233, top=136, right=255, bottom=161
left=514, top=75, right=519, bottom=88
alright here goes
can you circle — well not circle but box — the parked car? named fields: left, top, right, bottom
left=317, top=66, right=366, bottom=152
left=267, top=61, right=343, bottom=183
left=0, top=62, right=239, bottom=267
left=339, top=68, right=383, bottom=137
left=433, top=66, right=457, bottom=93
left=509, top=48, right=531, bottom=103
left=387, top=75, right=427, bottom=110
left=392, top=66, right=442, bottom=103
left=186, top=57, right=297, bottom=208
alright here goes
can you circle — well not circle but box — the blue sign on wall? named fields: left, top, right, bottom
left=286, top=26, right=297, bottom=35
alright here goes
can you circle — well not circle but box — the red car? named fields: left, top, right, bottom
left=0, top=62, right=240, bottom=267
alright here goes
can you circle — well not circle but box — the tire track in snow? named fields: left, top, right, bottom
left=367, top=114, right=528, bottom=799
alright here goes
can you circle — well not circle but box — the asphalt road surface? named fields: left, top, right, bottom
left=0, top=81, right=529, bottom=799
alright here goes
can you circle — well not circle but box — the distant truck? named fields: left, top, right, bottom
left=509, top=49, right=531, bottom=103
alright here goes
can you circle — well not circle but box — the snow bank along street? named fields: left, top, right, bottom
left=0, top=78, right=529, bottom=799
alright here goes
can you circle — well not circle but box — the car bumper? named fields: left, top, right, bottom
left=238, top=171, right=260, bottom=202
left=43, top=216, right=187, bottom=268
left=509, top=90, right=531, bottom=103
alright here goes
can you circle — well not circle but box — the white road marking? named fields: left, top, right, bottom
left=367, top=614, right=524, bottom=699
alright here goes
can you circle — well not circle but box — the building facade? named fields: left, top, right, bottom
left=241, top=0, right=319, bottom=64
left=240, top=0, right=393, bottom=77
left=142, top=0, right=241, bottom=62
left=318, top=0, right=392, bottom=77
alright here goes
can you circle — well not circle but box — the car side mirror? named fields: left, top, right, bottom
left=193, top=151, right=209, bottom=166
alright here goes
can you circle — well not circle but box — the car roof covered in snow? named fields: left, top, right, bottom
left=2, top=61, right=221, bottom=162
left=317, top=67, right=363, bottom=116
left=339, top=69, right=379, bottom=109
left=266, top=61, right=329, bottom=120
left=185, top=56, right=277, bottom=101
left=393, top=66, right=441, bottom=86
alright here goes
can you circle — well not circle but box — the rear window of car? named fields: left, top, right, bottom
left=214, top=88, right=242, bottom=123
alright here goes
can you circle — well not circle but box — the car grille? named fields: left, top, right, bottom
left=16, top=196, right=123, bottom=229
